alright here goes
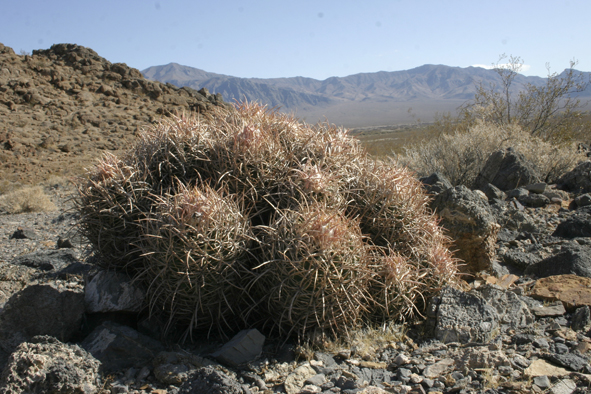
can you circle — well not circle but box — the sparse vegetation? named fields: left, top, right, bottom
left=75, top=102, right=459, bottom=340
left=462, top=55, right=590, bottom=142
left=397, top=120, right=586, bottom=187
left=0, top=186, right=56, bottom=214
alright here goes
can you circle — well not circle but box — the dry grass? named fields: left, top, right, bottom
left=397, top=120, right=586, bottom=188
left=0, top=186, right=56, bottom=214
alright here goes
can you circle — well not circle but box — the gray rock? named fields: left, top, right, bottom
left=519, top=193, right=550, bottom=208
left=574, top=193, right=591, bottom=208
left=533, top=375, right=551, bottom=389
left=557, top=160, right=591, bottom=193
left=498, top=248, right=544, bottom=271
left=0, top=263, right=36, bottom=310
left=531, top=301, right=566, bottom=317
left=474, top=148, right=539, bottom=191
left=499, top=207, right=539, bottom=233
left=546, top=353, right=589, bottom=371
left=12, top=249, right=78, bottom=272
left=431, top=185, right=500, bottom=274
left=525, top=243, right=591, bottom=278
left=0, top=335, right=100, bottom=394
left=553, top=211, right=591, bottom=238
left=422, top=358, right=455, bottom=379
left=304, top=374, right=327, bottom=386
left=81, top=321, right=165, bottom=372
left=178, top=366, right=246, bottom=394
left=0, top=280, right=85, bottom=359
left=430, top=287, right=500, bottom=344
left=477, top=285, right=534, bottom=329
left=478, top=183, right=507, bottom=202
left=571, top=306, right=591, bottom=331
left=507, top=188, right=529, bottom=200
left=212, top=329, right=265, bottom=367
left=525, top=183, right=547, bottom=194
left=85, top=269, right=145, bottom=313
left=419, top=173, right=453, bottom=195
left=549, top=379, right=577, bottom=394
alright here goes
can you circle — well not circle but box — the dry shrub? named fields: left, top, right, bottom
left=399, top=120, right=585, bottom=188
left=75, top=103, right=459, bottom=339
left=0, top=186, right=56, bottom=214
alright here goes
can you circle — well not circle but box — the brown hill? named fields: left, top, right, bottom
left=0, top=43, right=229, bottom=186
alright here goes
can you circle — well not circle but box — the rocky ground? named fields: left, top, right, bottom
left=1, top=42, right=591, bottom=394
left=0, top=156, right=590, bottom=394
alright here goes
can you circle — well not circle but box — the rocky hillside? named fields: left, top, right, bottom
left=0, top=43, right=229, bottom=186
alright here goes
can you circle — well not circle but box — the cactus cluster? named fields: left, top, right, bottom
left=75, top=102, right=459, bottom=339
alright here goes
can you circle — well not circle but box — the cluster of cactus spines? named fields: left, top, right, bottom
left=75, top=102, right=459, bottom=339
left=135, top=182, right=253, bottom=336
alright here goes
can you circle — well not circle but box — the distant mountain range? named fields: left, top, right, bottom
left=143, top=63, right=591, bottom=127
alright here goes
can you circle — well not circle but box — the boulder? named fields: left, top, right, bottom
left=81, top=321, right=165, bottom=372
left=0, top=336, right=101, bottom=394
left=0, top=263, right=37, bottom=310
left=428, top=287, right=499, bottom=344
left=529, top=275, right=591, bottom=310
left=84, top=269, right=145, bottom=313
left=431, top=185, right=500, bottom=274
left=525, top=244, right=591, bottom=278
left=477, top=285, right=534, bottom=329
left=0, top=279, right=85, bottom=359
left=474, top=148, right=539, bottom=191
left=552, top=207, right=591, bottom=238
left=557, top=160, right=591, bottom=193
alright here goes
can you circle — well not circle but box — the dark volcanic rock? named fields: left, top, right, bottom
left=545, top=352, right=589, bottom=372
left=431, top=185, right=500, bottom=274
left=81, top=321, right=165, bottom=372
left=420, top=172, right=453, bottom=195
left=474, top=148, right=539, bottom=191
left=0, top=280, right=85, bottom=360
left=552, top=207, right=591, bottom=238
left=428, top=287, right=499, bottom=344
left=525, top=243, right=591, bottom=278
left=0, top=335, right=100, bottom=394
left=557, top=160, right=591, bottom=193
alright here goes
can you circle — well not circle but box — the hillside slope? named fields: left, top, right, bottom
left=0, top=43, right=228, bottom=186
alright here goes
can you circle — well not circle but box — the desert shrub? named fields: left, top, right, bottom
left=0, top=186, right=56, bottom=214
left=75, top=102, right=459, bottom=339
left=398, top=119, right=585, bottom=188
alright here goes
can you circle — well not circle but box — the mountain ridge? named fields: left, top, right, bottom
left=144, top=62, right=587, bottom=126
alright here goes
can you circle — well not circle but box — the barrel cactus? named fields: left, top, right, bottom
left=75, top=102, right=459, bottom=339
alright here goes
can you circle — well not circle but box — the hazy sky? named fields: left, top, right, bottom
left=3, top=0, right=589, bottom=80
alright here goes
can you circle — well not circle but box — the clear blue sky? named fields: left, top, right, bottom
left=3, top=0, right=589, bottom=80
